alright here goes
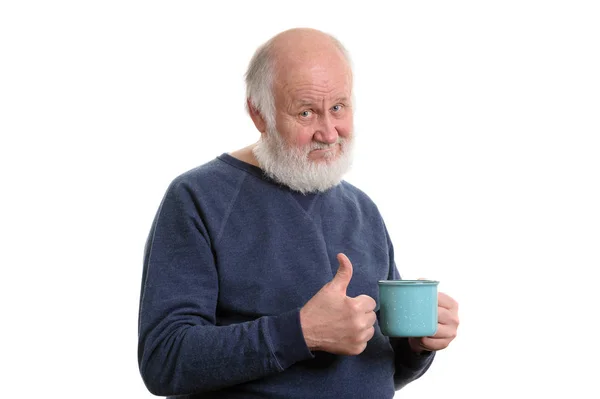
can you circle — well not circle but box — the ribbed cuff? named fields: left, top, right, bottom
left=265, top=308, right=315, bottom=370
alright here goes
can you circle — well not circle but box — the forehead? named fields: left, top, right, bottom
left=274, top=56, right=352, bottom=103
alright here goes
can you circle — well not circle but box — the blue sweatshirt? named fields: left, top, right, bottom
left=138, top=154, right=434, bottom=398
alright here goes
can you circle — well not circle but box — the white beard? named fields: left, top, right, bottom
left=252, top=125, right=354, bottom=194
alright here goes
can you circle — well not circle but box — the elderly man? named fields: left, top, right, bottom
left=138, top=28, right=459, bottom=398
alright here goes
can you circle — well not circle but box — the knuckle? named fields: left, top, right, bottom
left=357, top=295, right=376, bottom=309
left=450, top=328, right=458, bottom=339
left=351, top=317, right=363, bottom=331
left=351, top=331, right=364, bottom=344
left=366, top=297, right=377, bottom=309
left=358, top=327, right=374, bottom=343
left=360, top=317, right=373, bottom=330
left=369, top=311, right=377, bottom=323
left=351, top=343, right=367, bottom=355
left=350, top=300, right=362, bottom=312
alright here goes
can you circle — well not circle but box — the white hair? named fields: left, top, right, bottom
left=244, top=31, right=352, bottom=129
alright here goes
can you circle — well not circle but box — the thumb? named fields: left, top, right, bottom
left=330, top=253, right=353, bottom=293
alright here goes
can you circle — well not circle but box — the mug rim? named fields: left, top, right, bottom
left=378, top=279, right=439, bottom=285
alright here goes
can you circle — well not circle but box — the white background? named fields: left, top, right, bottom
left=1, top=1, right=599, bottom=397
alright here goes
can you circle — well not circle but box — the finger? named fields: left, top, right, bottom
left=413, top=338, right=433, bottom=352
left=355, top=312, right=377, bottom=332
left=438, top=292, right=458, bottom=311
left=419, top=336, right=452, bottom=351
left=365, top=311, right=377, bottom=328
left=430, top=324, right=457, bottom=340
left=363, top=325, right=375, bottom=342
left=330, top=253, right=353, bottom=293
left=354, top=294, right=377, bottom=312
left=425, top=324, right=457, bottom=342
left=437, top=307, right=460, bottom=327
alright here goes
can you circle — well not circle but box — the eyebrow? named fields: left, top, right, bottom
left=293, top=97, right=350, bottom=108
left=294, top=100, right=315, bottom=107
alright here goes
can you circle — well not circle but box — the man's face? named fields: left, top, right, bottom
left=273, top=55, right=354, bottom=163
left=253, top=52, right=354, bottom=194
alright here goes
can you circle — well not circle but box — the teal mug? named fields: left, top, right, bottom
left=377, top=280, right=439, bottom=337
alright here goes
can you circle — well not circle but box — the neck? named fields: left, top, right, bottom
left=229, top=143, right=261, bottom=167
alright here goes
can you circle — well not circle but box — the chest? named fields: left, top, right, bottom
left=212, top=198, right=391, bottom=319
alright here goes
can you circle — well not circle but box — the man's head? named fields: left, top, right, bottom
left=245, top=28, right=355, bottom=194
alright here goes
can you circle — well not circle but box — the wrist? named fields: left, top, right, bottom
left=299, top=307, right=320, bottom=351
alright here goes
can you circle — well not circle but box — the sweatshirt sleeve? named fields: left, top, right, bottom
left=389, top=337, right=435, bottom=390
left=137, top=178, right=314, bottom=396
left=383, top=226, right=436, bottom=390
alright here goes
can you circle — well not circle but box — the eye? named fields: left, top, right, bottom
left=331, top=104, right=343, bottom=112
left=300, top=110, right=312, bottom=118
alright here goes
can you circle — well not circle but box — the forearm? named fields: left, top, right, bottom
left=139, top=308, right=313, bottom=396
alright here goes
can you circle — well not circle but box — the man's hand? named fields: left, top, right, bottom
left=408, top=292, right=459, bottom=353
left=300, top=253, right=376, bottom=355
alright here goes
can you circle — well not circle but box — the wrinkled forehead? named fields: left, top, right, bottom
left=273, top=54, right=353, bottom=102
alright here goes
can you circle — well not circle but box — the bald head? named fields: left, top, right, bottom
left=270, top=28, right=351, bottom=70
left=245, top=28, right=352, bottom=127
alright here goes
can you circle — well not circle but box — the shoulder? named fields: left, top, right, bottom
left=154, top=156, right=251, bottom=233
left=166, top=155, right=246, bottom=197
left=154, top=156, right=250, bottom=221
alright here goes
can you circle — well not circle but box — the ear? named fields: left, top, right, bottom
left=247, top=99, right=267, bottom=134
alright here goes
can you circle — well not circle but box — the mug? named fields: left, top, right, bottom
left=377, top=280, right=439, bottom=337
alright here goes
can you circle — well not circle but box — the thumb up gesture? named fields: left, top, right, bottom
left=300, top=253, right=377, bottom=355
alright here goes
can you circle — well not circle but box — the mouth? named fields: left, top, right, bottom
left=309, top=144, right=341, bottom=160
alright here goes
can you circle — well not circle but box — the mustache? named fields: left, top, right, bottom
left=310, top=138, right=346, bottom=151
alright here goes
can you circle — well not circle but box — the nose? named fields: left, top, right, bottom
left=314, top=114, right=338, bottom=144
